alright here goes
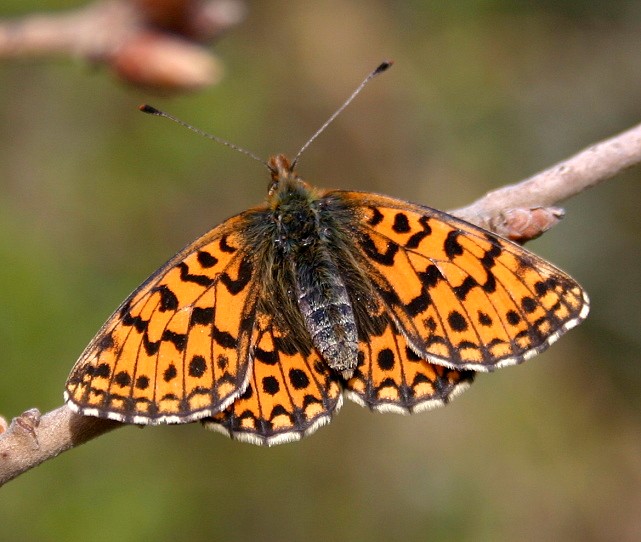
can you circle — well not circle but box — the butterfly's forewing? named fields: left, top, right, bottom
left=65, top=214, right=261, bottom=424
left=336, top=192, right=589, bottom=372
left=204, top=310, right=343, bottom=445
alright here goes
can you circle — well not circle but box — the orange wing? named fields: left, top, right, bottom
left=345, top=310, right=474, bottom=413
left=337, top=191, right=589, bottom=372
left=65, top=214, right=260, bottom=424
left=204, top=310, right=343, bottom=445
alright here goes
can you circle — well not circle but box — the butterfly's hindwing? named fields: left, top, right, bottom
left=344, top=309, right=475, bottom=413
left=203, top=308, right=343, bottom=445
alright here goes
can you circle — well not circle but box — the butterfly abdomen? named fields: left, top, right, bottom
left=294, top=247, right=359, bottom=379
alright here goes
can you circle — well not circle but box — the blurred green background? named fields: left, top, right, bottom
left=2, top=1, right=641, bottom=541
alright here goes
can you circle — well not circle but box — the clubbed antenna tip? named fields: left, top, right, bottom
left=138, top=104, right=268, bottom=169
left=375, top=60, right=394, bottom=74
left=291, top=60, right=393, bottom=169
left=139, top=104, right=161, bottom=115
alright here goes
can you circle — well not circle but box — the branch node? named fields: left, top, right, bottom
left=11, top=408, right=42, bottom=450
left=488, top=206, right=565, bottom=243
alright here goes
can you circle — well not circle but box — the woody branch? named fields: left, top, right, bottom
left=452, top=121, right=641, bottom=240
left=1, top=120, right=639, bottom=486
left=0, top=0, right=245, bottom=92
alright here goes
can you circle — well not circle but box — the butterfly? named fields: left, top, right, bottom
left=64, top=63, right=589, bottom=446
left=64, top=151, right=589, bottom=445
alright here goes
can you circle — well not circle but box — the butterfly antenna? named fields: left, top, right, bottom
left=291, top=60, right=393, bottom=170
left=139, top=105, right=270, bottom=171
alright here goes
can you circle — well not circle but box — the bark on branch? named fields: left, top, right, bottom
left=1, top=120, right=640, bottom=487
left=451, top=122, right=641, bottom=238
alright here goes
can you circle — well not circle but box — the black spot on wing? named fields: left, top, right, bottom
left=97, top=333, right=115, bottom=352
left=164, top=364, right=177, bottom=382
left=189, top=355, right=206, bottom=377
left=405, top=216, right=432, bottom=249
left=197, top=250, right=218, bottom=268
left=359, top=235, right=398, bottom=266
left=220, top=258, right=253, bottom=295
left=289, top=369, right=310, bottom=390
left=262, top=376, right=280, bottom=395
left=424, top=317, right=437, bottom=332
left=478, top=311, right=493, bottom=326
left=377, top=348, right=395, bottom=370
left=419, top=265, right=443, bottom=289
left=392, top=212, right=411, bottom=233
left=535, top=278, right=558, bottom=296
left=121, top=310, right=148, bottom=333
left=481, top=244, right=502, bottom=268
left=154, top=285, right=179, bottom=311
left=95, top=363, right=111, bottom=378
left=217, top=355, right=228, bottom=370
left=406, top=291, right=431, bottom=315
left=212, top=326, right=238, bottom=349
left=521, top=296, right=537, bottom=313
left=367, top=206, right=384, bottom=226
left=161, top=330, right=187, bottom=352
left=273, top=335, right=301, bottom=357
left=454, top=276, right=478, bottom=300
left=482, top=272, right=497, bottom=293
left=178, top=262, right=214, bottom=287
left=239, top=383, right=253, bottom=400
left=405, top=346, right=422, bottom=361
left=506, top=310, right=521, bottom=326
left=255, top=346, right=278, bottom=365
left=135, top=376, right=150, bottom=390
left=190, top=307, right=214, bottom=326
left=114, top=371, right=131, bottom=387
left=219, top=235, right=237, bottom=254
left=444, top=231, right=464, bottom=259
left=143, top=335, right=160, bottom=356
left=448, top=310, right=468, bottom=332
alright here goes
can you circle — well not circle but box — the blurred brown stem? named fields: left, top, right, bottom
left=0, top=0, right=244, bottom=91
left=1, top=119, right=640, bottom=487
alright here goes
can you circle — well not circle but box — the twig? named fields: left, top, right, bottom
left=1, top=119, right=640, bottom=486
left=451, top=121, right=641, bottom=237
left=0, top=407, right=120, bottom=485
left=0, top=0, right=245, bottom=92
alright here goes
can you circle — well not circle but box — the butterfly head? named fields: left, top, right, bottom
left=268, top=154, right=296, bottom=187
left=266, top=154, right=316, bottom=200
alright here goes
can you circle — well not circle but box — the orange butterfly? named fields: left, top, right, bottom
left=65, top=64, right=589, bottom=446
